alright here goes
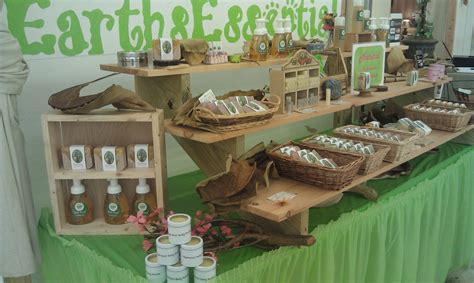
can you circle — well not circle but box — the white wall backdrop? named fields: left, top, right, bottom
left=2, top=0, right=346, bottom=217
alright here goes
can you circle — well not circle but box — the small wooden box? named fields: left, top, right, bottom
left=42, top=110, right=167, bottom=235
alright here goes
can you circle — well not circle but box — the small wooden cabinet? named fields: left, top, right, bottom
left=42, top=110, right=167, bottom=235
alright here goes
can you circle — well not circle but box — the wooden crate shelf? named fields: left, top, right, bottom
left=42, top=110, right=167, bottom=235
left=240, top=125, right=474, bottom=222
left=54, top=168, right=156, bottom=180
left=165, top=78, right=451, bottom=144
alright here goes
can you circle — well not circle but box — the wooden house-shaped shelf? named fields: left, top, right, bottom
left=270, top=50, right=321, bottom=114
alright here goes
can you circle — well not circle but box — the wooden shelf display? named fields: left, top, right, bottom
left=270, top=50, right=321, bottom=113
left=241, top=125, right=474, bottom=222
left=42, top=110, right=167, bottom=235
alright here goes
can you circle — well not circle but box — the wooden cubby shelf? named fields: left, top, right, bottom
left=241, top=125, right=474, bottom=222
left=54, top=168, right=156, bottom=180
left=165, top=78, right=452, bottom=144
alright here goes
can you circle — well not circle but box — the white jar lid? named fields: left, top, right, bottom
left=335, top=17, right=345, bottom=26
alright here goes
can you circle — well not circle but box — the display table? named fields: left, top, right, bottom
left=39, top=142, right=474, bottom=283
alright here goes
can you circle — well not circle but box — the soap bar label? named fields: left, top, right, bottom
left=69, top=145, right=86, bottom=170
left=199, top=89, right=217, bottom=103
left=161, top=38, right=174, bottom=61
left=267, top=191, right=297, bottom=202
left=107, top=202, right=121, bottom=217
left=71, top=202, right=88, bottom=217
left=134, top=144, right=149, bottom=168
left=102, top=146, right=117, bottom=171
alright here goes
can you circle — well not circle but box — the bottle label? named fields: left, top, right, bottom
left=357, top=10, right=364, bottom=21
left=70, top=145, right=86, bottom=170
left=134, top=144, right=149, bottom=168
left=72, top=202, right=88, bottom=217
left=102, top=146, right=117, bottom=171
left=257, top=41, right=267, bottom=55
left=136, top=202, right=150, bottom=215
left=338, top=29, right=346, bottom=40
left=288, top=39, right=294, bottom=48
left=278, top=39, right=286, bottom=52
left=107, top=202, right=121, bottom=217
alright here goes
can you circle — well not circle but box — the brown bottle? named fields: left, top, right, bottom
left=132, top=178, right=157, bottom=216
left=271, top=19, right=288, bottom=58
left=249, top=18, right=268, bottom=61
left=66, top=179, right=94, bottom=225
left=104, top=179, right=129, bottom=225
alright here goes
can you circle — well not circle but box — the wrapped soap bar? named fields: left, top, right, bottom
left=153, top=38, right=181, bottom=62
left=61, top=145, right=94, bottom=170
left=127, top=144, right=154, bottom=168
left=93, top=146, right=127, bottom=171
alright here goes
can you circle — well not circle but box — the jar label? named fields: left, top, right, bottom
left=72, top=202, right=88, bottom=217
left=101, top=146, right=117, bottom=171
left=338, top=29, right=346, bottom=40
left=134, top=144, right=149, bottom=168
left=257, top=41, right=267, bottom=55
left=107, top=202, right=121, bottom=217
left=69, top=145, right=86, bottom=170
left=278, top=40, right=286, bottom=52
left=136, top=202, right=150, bottom=215
left=364, top=19, right=370, bottom=31
left=357, top=10, right=364, bottom=21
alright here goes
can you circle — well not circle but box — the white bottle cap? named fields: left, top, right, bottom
left=136, top=178, right=150, bottom=194
left=369, top=17, right=378, bottom=30
left=275, top=19, right=285, bottom=34
left=335, top=17, right=345, bottom=26
left=363, top=10, right=370, bottom=18
left=254, top=18, right=267, bottom=35
left=353, top=0, right=364, bottom=6
left=71, top=179, right=85, bottom=195
left=284, top=18, right=292, bottom=33
left=107, top=179, right=122, bottom=194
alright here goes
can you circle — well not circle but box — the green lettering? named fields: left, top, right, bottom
left=143, top=0, right=164, bottom=49
left=4, top=0, right=55, bottom=55
left=191, top=0, right=221, bottom=41
left=115, top=0, right=144, bottom=51
left=281, top=6, right=295, bottom=35
left=242, top=5, right=261, bottom=41
left=309, top=1, right=318, bottom=37
left=224, top=6, right=243, bottom=43
left=296, top=0, right=309, bottom=39
left=265, top=8, right=278, bottom=36
left=171, top=6, right=189, bottom=39
left=57, top=10, right=89, bottom=56
left=82, top=9, right=114, bottom=55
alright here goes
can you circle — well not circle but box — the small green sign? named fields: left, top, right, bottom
left=351, top=42, right=386, bottom=92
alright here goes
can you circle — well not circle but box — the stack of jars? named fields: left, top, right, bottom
left=144, top=213, right=217, bottom=283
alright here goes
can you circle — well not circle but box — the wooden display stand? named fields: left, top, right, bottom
left=42, top=110, right=167, bottom=235
left=100, top=53, right=459, bottom=236
left=343, top=32, right=372, bottom=52
left=270, top=50, right=321, bottom=113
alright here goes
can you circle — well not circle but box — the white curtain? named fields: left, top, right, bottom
left=0, top=1, right=41, bottom=277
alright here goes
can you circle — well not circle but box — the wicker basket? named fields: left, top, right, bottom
left=267, top=142, right=364, bottom=190
left=421, top=99, right=474, bottom=124
left=333, top=126, right=419, bottom=163
left=301, top=136, right=390, bottom=175
left=193, top=95, right=280, bottom=132
left=404, top=103, right=473, bottom=132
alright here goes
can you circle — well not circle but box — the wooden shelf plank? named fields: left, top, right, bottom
left=241, top=126, right=473, bottom=222
left=100, top=58, right=287, bottom=77
left=44, top=110, right=157, bottom=122
left=58, top=218, right=136, bottom=235
left=342, top=45, right=409, bottom=58
left=54, top=168, right=155, bottom=180
left=164, top=79, right=451, bottom=144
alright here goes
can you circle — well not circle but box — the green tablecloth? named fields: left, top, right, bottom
left=39, top=143, right=474, bottom=283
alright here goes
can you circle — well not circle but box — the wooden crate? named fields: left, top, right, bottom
left=41, top=110, right=167, bottom=235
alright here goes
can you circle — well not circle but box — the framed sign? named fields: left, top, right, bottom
left=351, top=42, right=386, bottom=92
left=389, top=13, right=403, bottom=46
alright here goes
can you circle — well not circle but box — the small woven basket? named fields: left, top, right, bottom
left=333, top=126, right=418, bottom=163
left=301, top=136, right=390, bottom=175
left=193, top=95, right=280, bottom=132
left=404, top=103, right=473, bottom=132
left=421, top=99, right=474, bottom=124
left=267, top=142, right=364, bottom=190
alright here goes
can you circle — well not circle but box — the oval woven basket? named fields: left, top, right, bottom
left=193, top=95, right=280, bottom=132
left=267, top=141, right=364, bottom=190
